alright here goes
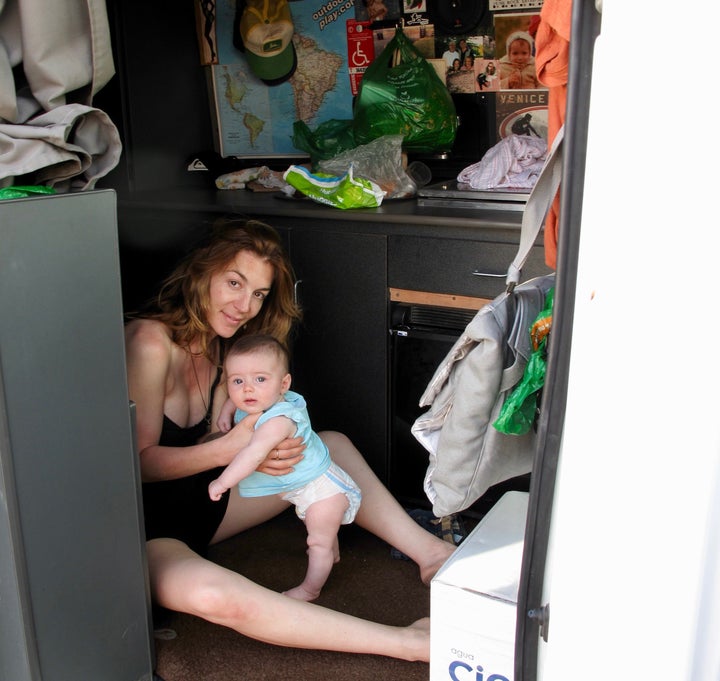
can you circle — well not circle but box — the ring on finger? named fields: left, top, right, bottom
left=274, top=449, right=280, bottom=460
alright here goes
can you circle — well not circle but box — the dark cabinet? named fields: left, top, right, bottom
left=389, top=233, right=548, bottom=299
left=288, top=228, right=389, bottom=478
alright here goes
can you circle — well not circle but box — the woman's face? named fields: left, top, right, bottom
left=508, top=39, right=531, bottom=66
left=207, top=250, right=275, bottom=338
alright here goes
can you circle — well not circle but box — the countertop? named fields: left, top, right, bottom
left=115, top=187, right=528, bottom=244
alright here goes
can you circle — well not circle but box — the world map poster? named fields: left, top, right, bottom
left=209, top=0, right=355, bottom=158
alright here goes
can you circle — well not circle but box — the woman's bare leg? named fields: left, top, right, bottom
left=320, top=431, right=455, bottom=584
left=211, top=488, right=291, bottom=543
left=147, top=538, right=430, bottom=661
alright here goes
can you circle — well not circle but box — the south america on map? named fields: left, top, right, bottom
left=210, top=0, right=355, bottom=158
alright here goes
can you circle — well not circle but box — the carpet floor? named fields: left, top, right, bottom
left=152, top=508, right=437, bottom=681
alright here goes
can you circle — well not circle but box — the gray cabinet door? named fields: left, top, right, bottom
left=0, top=190, right=154, bottom=681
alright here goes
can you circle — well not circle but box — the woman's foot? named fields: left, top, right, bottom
left=419, top=539, right=455, bottom=585
left=403, top=617, right=431, bottom=662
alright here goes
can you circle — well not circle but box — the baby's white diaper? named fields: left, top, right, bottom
left=282, top=462, right=361, bottom=524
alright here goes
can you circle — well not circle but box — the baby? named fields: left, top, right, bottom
left=498, top=30, right=540, bottom=89
left=209, top=334, right=362, bottom=601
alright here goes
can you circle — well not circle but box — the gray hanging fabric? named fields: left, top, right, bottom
left=0, top=0, right=121, bottom=190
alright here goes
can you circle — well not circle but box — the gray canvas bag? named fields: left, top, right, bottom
left=411, top=127, right=563, bottom=517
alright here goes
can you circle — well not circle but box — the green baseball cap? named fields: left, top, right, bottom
left=239, top=0, right=297, bottom=85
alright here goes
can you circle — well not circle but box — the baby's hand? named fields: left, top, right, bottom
left=217, top=413, right=233, bottom=433
left=508, top=70, right=522, bottom=88
left=208, top=480, right=227, bottom=501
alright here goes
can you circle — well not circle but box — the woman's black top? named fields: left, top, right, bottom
left=142, top=367, right=229, bottom=555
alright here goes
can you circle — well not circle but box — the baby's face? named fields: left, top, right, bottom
left=508, top=39, right=531, bottom=66
left=226, top=350, right=290, bottom=414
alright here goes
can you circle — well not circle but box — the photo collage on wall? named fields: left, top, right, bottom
left=350, top=0, right=548, bottom=143
left=193, top=0, right=549, bottom=156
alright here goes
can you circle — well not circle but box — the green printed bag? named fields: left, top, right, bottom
left=352, top=27, right=457, bottom=153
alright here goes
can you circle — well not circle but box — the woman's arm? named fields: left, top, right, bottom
left=125, top=320, right=255, bottom=482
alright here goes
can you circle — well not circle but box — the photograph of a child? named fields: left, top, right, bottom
left=494, top=12, right=546, bottom=90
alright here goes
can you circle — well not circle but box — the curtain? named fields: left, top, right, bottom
left=0, top=0, right=121, bottom=189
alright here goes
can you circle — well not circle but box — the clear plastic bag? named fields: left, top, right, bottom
left=318, top=135, right=416, bottom=199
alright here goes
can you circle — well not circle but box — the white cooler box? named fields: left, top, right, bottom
left=430, top=491, right=529, bottom=681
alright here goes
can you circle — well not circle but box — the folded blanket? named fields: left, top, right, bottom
left=457, top=134, right=547, bottom=190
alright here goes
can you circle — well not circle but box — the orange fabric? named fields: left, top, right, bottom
left=535, top=0, right=572, bottom=270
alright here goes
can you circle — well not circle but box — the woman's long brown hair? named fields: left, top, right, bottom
left=137, top=218, right=302, bottom=360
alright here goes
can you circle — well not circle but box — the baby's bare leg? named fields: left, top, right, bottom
left=321, top=431, right=455, bottom=584
left=284, top=493, right=349, bottom=602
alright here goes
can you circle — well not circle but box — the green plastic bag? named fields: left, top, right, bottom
left=352, top=27, right=457, bottom=153
left=0, top=185, right=56, bottom=200
left=291, top=119, right=356, bottom=166
left=493, top=287, right=554, bottom=435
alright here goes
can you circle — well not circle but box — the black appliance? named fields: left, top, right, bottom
left=388, top=302, right=474, bottom=509
left=388, top=300, right=531, bottom=518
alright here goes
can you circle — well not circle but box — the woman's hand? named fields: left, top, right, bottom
left=205, top=413, right=263, bottom=465
left=255, top=436, right=305, bottom=476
